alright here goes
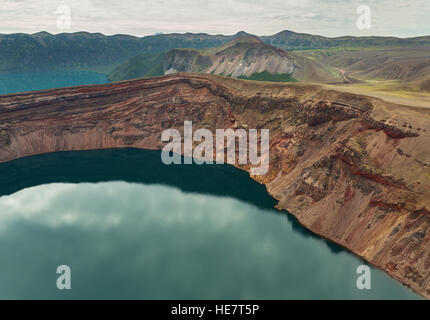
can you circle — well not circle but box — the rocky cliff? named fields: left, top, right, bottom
left=1, top=73, right=430, bottom=298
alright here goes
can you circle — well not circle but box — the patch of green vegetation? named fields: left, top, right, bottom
left=107, top=52, right=166, bottom=81
left=237, top=71, right=298, bottom=82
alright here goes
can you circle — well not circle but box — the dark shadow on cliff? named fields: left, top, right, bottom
left=0, top=148, right=344, bottom=254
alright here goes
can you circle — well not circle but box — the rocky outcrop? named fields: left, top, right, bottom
left=108, top=36, right=304, bottom=82
left=1, top=73, right=430, bottom=298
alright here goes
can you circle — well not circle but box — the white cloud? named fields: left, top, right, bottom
left=0, top=0, right=428, bottom=37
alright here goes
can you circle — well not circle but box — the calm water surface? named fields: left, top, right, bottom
left=0, top=149, right=420, bottom=299
left=0, top=71, right=107, bottom=95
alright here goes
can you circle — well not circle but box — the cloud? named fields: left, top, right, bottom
left=0, top=0, right=428, bottom=37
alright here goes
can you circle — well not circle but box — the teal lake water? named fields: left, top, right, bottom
left=0, top=149, right=420, bottom=299
left=0, top=71, right=107, bottom=95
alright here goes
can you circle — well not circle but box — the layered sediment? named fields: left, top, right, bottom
left=1, top=73, right=430, bottom=298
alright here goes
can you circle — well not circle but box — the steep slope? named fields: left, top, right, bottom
left=204, top=36, right=296, bottom=77
left=107, top=52, right=167, bottom=80
left=0, top=73, right=430, bottom=298
left=108, top=36, right=340, bottom=83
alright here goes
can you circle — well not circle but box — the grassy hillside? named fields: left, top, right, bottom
left=108, top=53, right=166, bottom=81
left=2, top=30, right=430, bottom=74
left=261, top=30, right=430, bottom=51
left=238, top=71, right=297, bottom=82
left=0, top=31, right=236, bottom=73
left=296, top=46, right=430, bottom=91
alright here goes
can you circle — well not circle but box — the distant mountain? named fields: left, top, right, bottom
left=108, top=36, right=342, bottom=83
left=1, top=30, right=429, bottom=74
left=261, top=30, right=430, bottom=50
left=0, top=31, right=242, bottom=73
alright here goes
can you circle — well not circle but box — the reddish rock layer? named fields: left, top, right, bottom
left=1, top=73, right=430, bottom=298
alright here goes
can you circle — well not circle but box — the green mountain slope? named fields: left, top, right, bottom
left=261, top=30, right=430, bottom=50
left=108, top=53, right=166, bottom=81
left=1, top=30, right=429, bottom=74
left=0, top=31, right=238, bottom=73
left=108, top=36, right=340, bottom=83
left=237, top=71, right=297, bottom=82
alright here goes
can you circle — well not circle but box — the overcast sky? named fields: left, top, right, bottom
left=0, top=0, right=428, bottom=37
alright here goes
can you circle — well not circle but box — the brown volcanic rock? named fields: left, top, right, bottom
left=1, top=73, right=430, bottom=298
